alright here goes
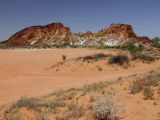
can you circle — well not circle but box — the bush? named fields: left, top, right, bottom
left=144, top=73, right=160, bottom=87
left=133, top=54, right=155, bottom=62
left=108, top=55, right=129, bottom=66
left=129, top=80, right=143, bottom=94
left=67, top=103, right=85, bottom=118
left=129, top=73, right=160, bottom=95
left=143, top=87, right=154, bottom=100
left=123, top=40, right=144, bottom=57
left=62, top=55, right=67, bottom=61
left=152, top=37, right=160, bottom=48
left=92, top=93, right=124, bottom=120
left=10, top=97, right=39, bottom=110
left=78, top=53, right=111, bottom=62
left=3, top=111, right=22, bottom=120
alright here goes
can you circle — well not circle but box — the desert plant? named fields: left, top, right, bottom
left=133, top=54, right=155, bottom=62
left=123, top=40, right=144, bottom=58
left=108, top=55, right=129, bottom=66
left=129, top=80, right=143, bottom=94
left=10, top=97, right=39, bottom=111
left=62, top=55, right=67, bottom=61
left=144, top=73, right=160, bottom=87
left=143, top=87, right=154, bottom=100
left=3, top=111, right=21, bottom=120
left=35, top=110, right=49, bottom=120
left=92, top=93, right=124, bottom=120
left=82, top=82, right=105, bottom=93
left=67, top=103, right=85, bottom=118
left=43, top=99, right=66, bottom=110
left=79, top=53, right=111, bottom=61
left=152, top=37, right=160, bottom=48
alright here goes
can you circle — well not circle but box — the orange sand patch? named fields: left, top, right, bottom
left=0, top=48, right=160, bottom=106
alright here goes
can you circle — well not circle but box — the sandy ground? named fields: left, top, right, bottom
left=0, top=48, right=160, bottom=106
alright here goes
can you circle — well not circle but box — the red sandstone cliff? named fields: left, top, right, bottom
left=1, top=22, right=153, bottom=46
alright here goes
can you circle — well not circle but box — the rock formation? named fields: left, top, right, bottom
left=1, top=22, right=153, bottom=46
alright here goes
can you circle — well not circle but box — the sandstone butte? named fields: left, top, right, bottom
left=0, top=22, right=152, bottom=46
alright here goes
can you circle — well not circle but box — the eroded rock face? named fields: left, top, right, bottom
left=2, top=22, right=152, bottom=46
left=5, top=23, right=71, bottom=45
left=97, top=24, right=137, bottom=38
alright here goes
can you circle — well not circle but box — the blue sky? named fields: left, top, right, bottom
left=0, top=0, right=160, bottom=40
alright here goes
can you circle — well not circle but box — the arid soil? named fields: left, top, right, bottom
left=0, top=48, right=160, bottom=106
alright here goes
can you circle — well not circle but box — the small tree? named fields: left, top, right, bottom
left=152, top=37, right=160, bottom=48
left=124, top=39, right=144, bottom=58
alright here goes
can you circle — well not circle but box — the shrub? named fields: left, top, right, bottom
left=62, top=55, right=67, bottom=61
left=10, top=97, right=39, bottom=110
left=43, top=99, right=66, bottom=109
left=129, top=73, right=160, bottom=95
left=144, top=73, right=160, bottom=87
left=92, top=93, right=124, bottom=120
left=79, top=53, right=111, bottom=61
left=82, top=82, right=105, bottom=93
left=108, top=55, right=129, bottom=66
left=133, top=54, right=155, bottom=62
left=35, top=111, right=49, bottom=120
left=143, top=87, right=154, bottom=100
left=3, top=111, right=21, bottom=120
left=67, top=103, right=85, bottom=118
left=129, top=80, right=143, bottom=94
left=152, top=37, right=160, bottom=48
left=123, top=40, right=144, bottom=57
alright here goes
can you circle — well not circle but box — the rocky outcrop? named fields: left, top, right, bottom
left=97, top=24, right=137, bottom=38
left=4, top=23, right=71, bottom=45
left=1, top=22, right=153, bottom=46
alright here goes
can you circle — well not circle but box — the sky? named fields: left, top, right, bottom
left=0, top=0, right=160, bottom=40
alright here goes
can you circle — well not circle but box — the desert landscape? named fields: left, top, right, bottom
left=0, top=0, right=160, bottom=119
left=0, top=45, right=160, bottom=120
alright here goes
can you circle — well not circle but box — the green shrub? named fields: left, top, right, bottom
left=108, top=55, right=129, bottom=66
left=152, top=37, right=160, bottom=48
left=123, top=40, right=144, bottom=57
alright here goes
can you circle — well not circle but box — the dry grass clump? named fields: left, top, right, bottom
left=129, top=80, right=144, bottom=95
left=108, top=55, right=129, bottom=66
left=2, top=96, right=66, bottom=120
left=133, top=54, right=155, bottom=62
left=77, top=53, right=111, bottom=62
left=82, top=81, right=106, bottom=94
left=129, top=72, right=160, bottom=99
left=92, top=90, right=125, bottom=120
left=66, top=103, right=85, bottom=118
left=143, top=87, right=154, bottom=100
left=10, top=97, right=39, bottom=111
